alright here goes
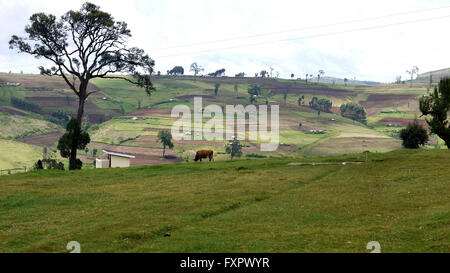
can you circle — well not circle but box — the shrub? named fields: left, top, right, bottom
left=399, top=120, right=429, bottom=148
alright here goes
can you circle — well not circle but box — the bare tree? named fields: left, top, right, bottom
left=190, top=62, right=204, bottom=76
left=406, top=66, right=419, bottom=87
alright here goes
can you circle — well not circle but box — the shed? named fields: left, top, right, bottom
left=101, top=150, right=136, bottom=168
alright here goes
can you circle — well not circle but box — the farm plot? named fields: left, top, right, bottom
left=15, top=131, right=63, bottom=147
left=359, top=94, right=418, bottom=116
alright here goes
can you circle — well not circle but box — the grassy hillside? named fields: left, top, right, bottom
left=0, top=149, right=448, bottom=252
left=416, top=67, right=450, bottom=83
left=1, top=73, right=439, bottom=168
left=0, top=139, right=43, bottom=170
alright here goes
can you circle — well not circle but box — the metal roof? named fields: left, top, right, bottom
left=102, top=150, right=136, bottom=159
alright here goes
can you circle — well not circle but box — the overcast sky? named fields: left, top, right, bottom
left=1, top=0, right=450, bottom=82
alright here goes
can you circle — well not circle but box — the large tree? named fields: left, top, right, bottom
left=9, top=2, right=155, bottom=170
left=420, top=78, right=450, bottom=148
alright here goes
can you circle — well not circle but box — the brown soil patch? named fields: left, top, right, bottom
left=129, top=108, right=172, bottom=116
left=133, top=135, right=223, bottom=146
left=88, top=142, right=177, bottom=156
left=359, top=94, right=417, bottom=116
left=87, top=142, right=183, bottom=166
left=380, top=118, right=429, bottom=128
left=330, top=107, right=340, bottom=114
left=16, top=131, right=63, bottom=147
left=23, top=96, right=109, bottom=123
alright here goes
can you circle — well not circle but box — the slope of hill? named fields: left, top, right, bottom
left=309, top=76, right=382, bottom=85
left=416, top=67, right=450, bottom=83
left=0, top=73, right=437, bottom=169
left=0, top=149, right=448, bottom=252
left=0, top=139, right=43, bottom=170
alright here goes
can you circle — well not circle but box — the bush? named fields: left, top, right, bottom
left=399, top=120, right=429, bottom=148
left=33, top=158, right=65, bottom=170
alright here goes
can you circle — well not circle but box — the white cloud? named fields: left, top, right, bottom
left=1, top=0, right=450, bottom=82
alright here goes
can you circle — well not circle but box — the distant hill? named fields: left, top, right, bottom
left=309, top=76, right=382, bottom=85
left=416, top=67, right=450, bottom=83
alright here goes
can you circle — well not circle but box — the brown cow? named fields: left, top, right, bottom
left=194, top=150, right=214, bottom=162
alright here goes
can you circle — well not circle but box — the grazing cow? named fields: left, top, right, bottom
left=194, top=150, right=214, bottom=162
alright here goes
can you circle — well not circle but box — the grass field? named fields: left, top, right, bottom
left=0, top=112, right=59, bottom=139
left=0, top=149, right=448, bottom=253
left=0, top=139, right=43, bottom=170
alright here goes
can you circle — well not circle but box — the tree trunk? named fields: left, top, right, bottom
left=163, top=144, right=166, bottom=157
left=69, top=81, right=87, bottom=170
left=444, top=137, right=450, bottom=149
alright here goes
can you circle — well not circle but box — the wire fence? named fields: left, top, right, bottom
left=0, top=167, right=29, bottom=176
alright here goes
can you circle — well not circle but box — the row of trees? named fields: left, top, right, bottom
left=165, top=65, right=331, bottom=82
left=290, top=70, right=325, bottom=83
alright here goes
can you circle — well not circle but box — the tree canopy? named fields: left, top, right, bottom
left=9, top=2, right=155, bottom=105
left=208, top=68, right=225, bottom=77
left=420, top=78, right=450, bottom=148
left=9, top=2, right=155, bottom=170
left=57, top=119, right=90, bottom=169
left=225, top=138, right=243, bottom=160
left=168, top=66, right=184, bottom=75
left=157, top=130, right=174, bottom=157
left=309, top=97, right=332, bottom=113
left=340, top=102, right=367, bottom=124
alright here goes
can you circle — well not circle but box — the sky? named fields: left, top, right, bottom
left=1, top=0, right=450, bottom=82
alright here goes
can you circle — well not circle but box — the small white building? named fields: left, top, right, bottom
left=96, top=150, right=135, bottom=168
